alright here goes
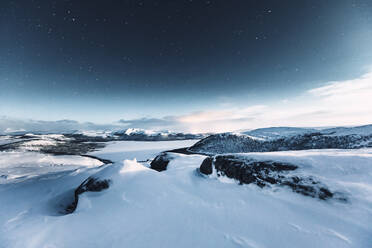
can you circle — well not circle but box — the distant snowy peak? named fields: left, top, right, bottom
left=120, top=128, right=170, bottom=136
left=66, top=128, right=205, bottom=141
left=113, top=128, right=205, bottom=141
left=77, top=130, right=113, bottom=138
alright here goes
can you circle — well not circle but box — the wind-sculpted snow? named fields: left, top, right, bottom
left=1, top=141, right=372, bottom=247
left=188, top=127, right=372, bottom=154
left=0, top=151, right=104, bottom=184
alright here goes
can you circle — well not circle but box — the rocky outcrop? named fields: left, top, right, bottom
left=199, top=157, right=213, bottom=175
left=65, top=177, right=111, bottom=214
left=150, top=152, right=173, bottom=172
left=199, top=155, right=344, bottom=201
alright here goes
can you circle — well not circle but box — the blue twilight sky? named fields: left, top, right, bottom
left=0, top=0, right=372, bottom=132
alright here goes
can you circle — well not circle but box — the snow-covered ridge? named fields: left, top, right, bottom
left=320, top=124, right=372, bottom=136
left=2, top=127, right=205, bottom=142
left=242, top=127, right=317, bottom=140
left=2, top=147, right=371, bottom=247
left=123, top=128, right=167, bottom=136
left=188, top=124, right=372, bottom=154
left=112, top=128, right=205, bottom=140
left=64, top=128, right=205, bottom=141
left=242, top=124, right=372, bottom=140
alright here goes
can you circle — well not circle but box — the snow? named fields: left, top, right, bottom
left=243, top=127, right=316, bottom=140
left=88, top=140, right=198, bottom=162
left=240, top=125, right=372, bottom=140
left=123, top=128, right=162, bottom=136
left=19, top=139, right=58, bottom=151
left=0, top=140, right=372, bottom=247
left=11, top=134, right=71, bottom=151
left=322, top=124, right=372, bottom=136
left=0, top=151, right=103, bottom=183
left=0, top=135, right=17, bottom=146
left=76, top=130, right=112, bottom=138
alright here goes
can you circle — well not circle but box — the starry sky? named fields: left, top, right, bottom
left=1, top=0, right=372, bottom=131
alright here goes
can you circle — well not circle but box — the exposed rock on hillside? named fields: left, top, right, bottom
left=150, top=152, right=174, bottom=172
left=189, top=130, right=372, bottom=154
left=199, top=155, right=345, bottom=201
left=65, top=177, right=111, bottom=214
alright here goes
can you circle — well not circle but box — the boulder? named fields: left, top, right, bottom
left=199, top=157, right=213, bottom=175
left=150, top=152, right=173, bottom=172
left=65, top=177, right=111, bottom=214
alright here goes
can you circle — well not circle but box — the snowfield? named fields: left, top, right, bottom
left=0, top=151, right=103, bottom=184
left=0, top=137, right=371, bottom=247
left=88, top=139, right=198, bottom=162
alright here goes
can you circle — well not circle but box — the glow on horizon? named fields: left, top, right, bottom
left=1, top=68, right=372, bottom=134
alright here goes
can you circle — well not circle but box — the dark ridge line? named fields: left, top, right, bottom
left=79, top=154, right=113, bottom=165
left=166, top=147, right=204, bottom=155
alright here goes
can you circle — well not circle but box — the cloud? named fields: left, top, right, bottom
left=118, top=117, right=178, bottom=130
left=167, top=69, right=372, bottom=132
left=308, top=72, right=372, bottom=97
left=2, top=69, right=372, bottom=134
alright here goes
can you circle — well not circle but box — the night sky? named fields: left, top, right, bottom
left=1, top=0, right=372, bottom=126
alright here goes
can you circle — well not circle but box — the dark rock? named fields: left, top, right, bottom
left=150, top=152, right=172, bottom=172
left=200, top=157, right=213, bottom=175
left=40, top=141, right=105, bottom=156
left=199, top=154, right=342, bottom=201
left=166, top=147, right=198, bottom=155
left=65, top=177, right=111, bottom=214
left=319, top=187, right=334, bottom=200
left=75, top=177, right=111, bottom=195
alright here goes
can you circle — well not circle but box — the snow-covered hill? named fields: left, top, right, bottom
left=188, top=124, right=372, bottom=154
left=1, top=125, right=372, bottom=247
left=320, top=124, right=372, bottom=136
left=242, top=126, right=317, bottom=140
left=1, top=142, right=371, bottom=247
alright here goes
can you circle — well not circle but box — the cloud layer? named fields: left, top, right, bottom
left=1, top=70, right=372, bottom=134
left=171, top=69, right=372, bottom=132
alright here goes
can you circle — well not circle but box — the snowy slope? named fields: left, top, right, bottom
left=189, top=124, right=372, bottom=154
left=1, top=141, right=372, bottom=247
left=243, top=126, right=317, bottom=140
left=0, top=136, right=16, bottom=146
left=321, top=124, right=372, bottom=136
left=241, top=125, right=372, bottom=140
left=0, top=151, right=103, bottom=184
